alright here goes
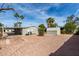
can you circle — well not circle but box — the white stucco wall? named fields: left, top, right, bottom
left=5, top=29, right=14, bottom=33
left=22, top=27, right=38, bottom=35
left=47, top=27, right=61, bottom=35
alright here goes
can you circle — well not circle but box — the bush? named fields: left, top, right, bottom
left=38, top=28, right=44, bottom=36
left=38, top=24, right=45, bottom=36
left=64, top=22, right=76, bottom=34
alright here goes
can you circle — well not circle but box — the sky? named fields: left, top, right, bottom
left=0, top=3, right=79, bottom=27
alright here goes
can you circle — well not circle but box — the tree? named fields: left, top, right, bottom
left=64, top=22, right=76, bottom=34
left=14, top=13, right=24, bottom=28
left=14, top=13, right=24, bottom=19
left=0, top=4, right=14, bottom=11
left=39, top=24, right=46, bottom=31
left=14, top=13, right=19, bottom=19
left=0, top=4, right=15, bottom=13
left=74, top=17, right=79, bottom=25
left=63, top=15, right=77, bottom=34
left=0, top=4, right=24, bottom=28
left=14, top=22, right=22, bottom=28
left=66, top=15, right=74, bottom=23
left=19, top=15, right=24, bottom=19
left=38, top=24, right=46, bottom=36
left=0, top=23, right=3, bottom=27
left=0, top=8, right=14, bottom=11
left=74, top=17, right=79, bottom=35
left=47, top=17, right=57, bottom=28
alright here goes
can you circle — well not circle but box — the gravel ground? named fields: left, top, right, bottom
left=0, top=34, right=72, bottom=56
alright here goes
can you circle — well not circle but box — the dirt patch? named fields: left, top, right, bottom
left=0, top=34, right=71, bottom=56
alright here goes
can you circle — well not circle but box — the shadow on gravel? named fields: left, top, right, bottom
left=49, top=32, right=79, bottom=56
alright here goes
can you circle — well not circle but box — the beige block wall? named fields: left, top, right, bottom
left=47, top=27, right=61, bottom=35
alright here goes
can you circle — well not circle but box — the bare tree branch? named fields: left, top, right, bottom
left=0, top=8, right=14, bottom=11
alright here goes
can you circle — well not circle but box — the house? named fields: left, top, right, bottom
left=22, top=26, right=38, bottom=35
left=4, top=27, right=14, bottom=34
left=2, top=26, right=60, bottom=36
left=47, top=27, right=61, bottom=35
left=3, top=26, right=38, bottom=35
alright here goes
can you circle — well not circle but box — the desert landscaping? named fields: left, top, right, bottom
left=0, top=34, right=72, bottom=56
left=0, top=3, right=79, bottom=56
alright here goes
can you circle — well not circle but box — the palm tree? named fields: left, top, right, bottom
left=47, top=17, right=57, bottom=28
left=14, top=13, right=24, bottom=28
left=19, top=15, right=24, bottom=20
left=14, top=13, right=19, bottom=19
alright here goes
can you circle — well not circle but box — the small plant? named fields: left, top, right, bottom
left=38, top=27, right=44, bottom=36
left=38, top=24, right=45, bottom=36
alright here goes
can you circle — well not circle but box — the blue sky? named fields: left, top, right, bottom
left=0, top=3, right=79, bottom=27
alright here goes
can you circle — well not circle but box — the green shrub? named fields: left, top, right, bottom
left=38, top=28, right=44, bottom=36
left=38, top=24, right=45, bottom=36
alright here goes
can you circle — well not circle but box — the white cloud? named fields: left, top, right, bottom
left=74, top=9, right=79, bottom=16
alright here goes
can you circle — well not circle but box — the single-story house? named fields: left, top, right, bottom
left=22, top=26, right=38, bottom=35
left=4, top=27, right=14, bottom=33
left=4, top=26, right=38, bottom=35
left=0, top=26, right=60, bottom=36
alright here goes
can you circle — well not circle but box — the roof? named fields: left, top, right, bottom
left=47, top=27, right=60, bottom=31
left=4, top=26, right=38, bottom=29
